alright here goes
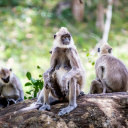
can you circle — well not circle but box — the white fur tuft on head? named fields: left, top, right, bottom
left=53, top=27, right=75, bottom=49
left=56, top=27, right=70, bottom=36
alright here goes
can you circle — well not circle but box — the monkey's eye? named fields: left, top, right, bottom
left=98, top=48, right=100, bottom=52
left=62, top=36, right=65, bottom=39
left=54, top=34, right=56, bottom=39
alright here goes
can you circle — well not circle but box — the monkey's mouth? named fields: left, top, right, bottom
left=63, top=41, right=70, bottom=45
left=2, top=76, right=10, bottom=83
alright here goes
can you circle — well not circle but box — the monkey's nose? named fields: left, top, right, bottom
left=2, top=79, right=9, bottom=83
left=63, top=37, right=70, bottom=45
left=2, top=76, right=10, bottom=83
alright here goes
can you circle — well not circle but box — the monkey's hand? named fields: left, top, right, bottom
left=61, top=76, right=69, bottom=97
left=7, top=99, right=16, bottom=106
left=44, top=77, right=52, bottom=89
left=39, top=103, right=51, bottom=111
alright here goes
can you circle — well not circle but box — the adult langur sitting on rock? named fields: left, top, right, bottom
left=22, top=27, right=86, bottom=116
left=89, top=43, right=128, bottom=94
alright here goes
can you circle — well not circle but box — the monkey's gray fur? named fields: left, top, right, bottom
left=37, top=27, right=86, bottom=116
left=0, top=68, right=24, bottom=107
left=89, top=43, right=128, bottom=94
left=20, top=27, right=86, bottom=115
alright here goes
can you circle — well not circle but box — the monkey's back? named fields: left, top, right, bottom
left=95, top=54, right=128, bottom=92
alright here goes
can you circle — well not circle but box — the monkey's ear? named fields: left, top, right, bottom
left=1, top=67, right=4, bottom=72
left=9, top=68, right=12, bottom=71
left=54, top=34, right=56, bottom=39
left=108, top=48, right=112, bottom=53
left=98, top=48, right=100, bottom=52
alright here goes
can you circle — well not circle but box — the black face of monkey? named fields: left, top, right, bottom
left=61, top=34, right=71, bottom=45
left=2, top=76, right=10, bottom=83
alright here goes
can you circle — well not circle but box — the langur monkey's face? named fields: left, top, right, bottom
left=0, top=68, right=12, bottom=83
left=53, top=27, right=74, bottom=48
left=54, top=34, right=71, bottom=45
left=98, top=43, right=113, bottom=56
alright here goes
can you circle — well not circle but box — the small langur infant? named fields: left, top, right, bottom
left=0, top=68, right=24, bottom=107
left=89, top=43, right=128, bottom=94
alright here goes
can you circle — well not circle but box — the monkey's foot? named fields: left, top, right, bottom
left=58, top=104, right=77, bottom=116
left=39, top=103, right=51, bottom=111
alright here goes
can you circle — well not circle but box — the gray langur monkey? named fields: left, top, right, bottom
left=0, top=68, right=24, bottom=107
left=36, top=27, right=86, bottom=116
left=89, top=43, right=128, bottom=94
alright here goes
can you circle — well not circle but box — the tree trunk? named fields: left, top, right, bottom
left=71, top=0, right=84, bottom=22
left=96, top=2, right=104, bottom=31
left=102, top=0, right=113, bottom=44
left=91, top=0, right=113, bottom=55
left=0, top=92, right=128, bottom=128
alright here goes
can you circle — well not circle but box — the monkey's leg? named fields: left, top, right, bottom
left=101, top=79, right=107, bottom=93
left=39, top=87, right=51, bottom=111
left=37, top=76, right=58, bottom=104
left=89, top=80, right=103, bottom=94
left=61, top=69, right=82, bottom=96
left=58, top=78, right=77, bottom=116
left=37, top=88, right=44, bottom=104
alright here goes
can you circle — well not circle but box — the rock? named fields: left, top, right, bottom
left=0, top=92, right=128, bottom=128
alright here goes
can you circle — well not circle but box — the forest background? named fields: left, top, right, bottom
left=0, top=0, right=128, bottom=97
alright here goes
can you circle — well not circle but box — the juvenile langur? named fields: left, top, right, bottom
left=0, top=68, right=24, bottom=107
left=36, top=27, right=86, bottom=116
left=89, top=43, right=128, bottom=94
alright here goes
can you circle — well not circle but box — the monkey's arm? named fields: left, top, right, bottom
left=43, top=51, right=57, bottom=88
left=63, top=49, right=83, bottom=82
left=61, top=49, right=84, bottom=96
left=12, top=75, right=24, bottom=102
left=37, top=51, right=57, bottom=103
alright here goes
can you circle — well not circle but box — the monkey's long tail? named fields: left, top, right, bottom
left=19, top=102, right=42, bottom=111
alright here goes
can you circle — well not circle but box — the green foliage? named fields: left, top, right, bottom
left=0, top=0, right=128, bottom=95
left=0, top=0, right=21, bottom=6
left=86, top=52, right=95, bottom=66
left=24, top=66, right=44, bottom=100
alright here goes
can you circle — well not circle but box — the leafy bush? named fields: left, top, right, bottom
left=24, top=66, right=44, bottom=100
left=0, top=0, right=21, bottom=6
